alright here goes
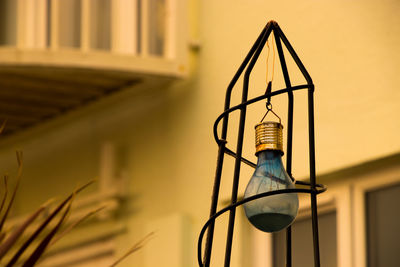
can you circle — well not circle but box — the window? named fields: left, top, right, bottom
left=353, top=162, right=400, bottom=267
left=366, top=183, right=400, bottom=267
left=247, top=154, right=400, bottom=267
left=273, top=211, right=337, bottom=267
left=247, top=183, right=352, bottom=267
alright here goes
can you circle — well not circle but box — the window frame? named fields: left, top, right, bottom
left=249, top=182, right=352, bottom=267
left=353, top=164, right=400, bottom=267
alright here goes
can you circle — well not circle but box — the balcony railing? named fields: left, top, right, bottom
left=0, top=0, right=188, bottom=76
left=0, top=0, right=188, bottom=136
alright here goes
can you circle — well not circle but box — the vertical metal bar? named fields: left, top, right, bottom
left=50, top=0, right=59, bottom=50
left=273, top=22, right=320, bottom=267
left=81, top=0, right=90, bottom=52
left=274, top=29, right=294, bottom=267
left=111, top=0, right=137, bottom=54
left=24, top=0, right=35, bottom=48
left=224, top=24, right=273, bottom=267
left=286, top=227, right=293, bottom=266
left=203, top=144, right=225, bottom=267
left=110, top=0, right=119, bottom=52
left=16, top=0, right=24, bottom=49
left=36, top=0, right=47, bottom=48
left=140, top=0, right=149, bottom=57
left=203, top=26, right=268, bottom=267
left=164, top=0, right=176, bottom=59
left=308, top=87, right=320, bottom=267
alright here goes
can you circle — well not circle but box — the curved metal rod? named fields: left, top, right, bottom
left=223, top=149, right=327, bottom=191
left=219, top=148, right=326, bottom=188
left=213, top=84, right=311, bottom=145
left=197, top=185, right=326, bottom=266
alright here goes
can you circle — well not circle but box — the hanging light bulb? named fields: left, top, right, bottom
left=243, top=120, right=299, bottom=233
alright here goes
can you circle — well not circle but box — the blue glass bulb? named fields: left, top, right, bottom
left=244, top=150, right=298, bottom=232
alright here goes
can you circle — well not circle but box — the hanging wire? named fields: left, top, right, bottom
left=266, top=40, right=270, bottom=84
left=261, top=34, right=280, bottom=123
left=271, top=33, right=276, bottom=82
left=265, top=33, right=276, bottom=84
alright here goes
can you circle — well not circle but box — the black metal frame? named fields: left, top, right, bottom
left=198, top=21, right=326, bottom=267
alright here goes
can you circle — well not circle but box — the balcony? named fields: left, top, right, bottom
left=0, top=0, right=188, bottom=136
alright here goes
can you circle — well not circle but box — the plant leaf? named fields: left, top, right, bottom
left=0, top=231, right=6, bottom=243
left=0, top=119, right=7, bottom=135
left=0, top=200, right=52, bottom=260
left=109, top=232, right=155, bottom=267
left=21, top=198, right=73, bottom=267
left=5, top=180, right=93, bottom=267
left=0, top=151, right=23, bottom=233
left=50, top=206, right=106, bottom=246
left=0, top=176, right=8, bottom=220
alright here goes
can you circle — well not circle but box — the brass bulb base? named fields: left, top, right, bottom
left=255, top=121, right=284, bottom=154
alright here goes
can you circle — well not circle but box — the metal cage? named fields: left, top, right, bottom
left=198, top=20, right=326, bottom=267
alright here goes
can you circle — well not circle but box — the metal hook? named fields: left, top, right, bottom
left=260, top=82, right=281, bottom=124
left=265, top=81, right=272, bottom=106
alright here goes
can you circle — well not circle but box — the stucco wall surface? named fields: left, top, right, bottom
left=0, top=0, right=399, bottom=266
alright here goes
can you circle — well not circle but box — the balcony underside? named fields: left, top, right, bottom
left=0, top=58, right=177, bottom=136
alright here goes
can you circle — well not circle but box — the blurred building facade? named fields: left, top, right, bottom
left=0, top=0, right=399, bottom=266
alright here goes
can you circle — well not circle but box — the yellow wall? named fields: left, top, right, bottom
left=0, top=0, right=399, bottom=266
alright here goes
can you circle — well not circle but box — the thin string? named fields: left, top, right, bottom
left=262, top=33, right=279, bottom=123
left=265, top=34, right=276, bottom=85
left=271, top=33, right=276, bottom=81
left=266, top=40, right=270, bottom=85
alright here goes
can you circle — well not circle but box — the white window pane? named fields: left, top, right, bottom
left=273, top=211, right=337, bottom=267
left=367, top=183, right=400, bottom=267
left=0, top=0, right=17, bottom=45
